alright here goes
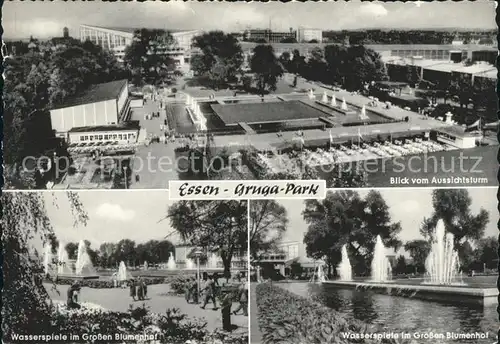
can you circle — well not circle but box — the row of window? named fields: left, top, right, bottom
left=78, top=132, right=136, bottom=142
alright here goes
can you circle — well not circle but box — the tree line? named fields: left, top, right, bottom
left=322, top=29, right=496, bottom=45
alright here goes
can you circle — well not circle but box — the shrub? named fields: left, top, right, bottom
left=169, top=275, right=196, bottom=295
left=256, top=283, right=409, bottom=344
left=171, top=87, right=178, bottom=94
left=54, top=277, right=166, bottom=288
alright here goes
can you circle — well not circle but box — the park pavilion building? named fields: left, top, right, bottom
left=49, top=79, right=132, bottom=140
left=79, top=24, right=200, bottom=66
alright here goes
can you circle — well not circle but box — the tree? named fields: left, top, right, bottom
left=305, top=47, right=327, bottom=82
left=394, top=255, right=408, bottom=275
left=249, top=200, right=288, bottom=260
left=278, top=52, right=291, bottom=72
left=419, top=189, right=489, bottom=250
left=303, top=190, right=401, bottom=276
left=191, top=31, right=243, bottom=89
left=65, top=242, right=79, bottom=260
left=124, top=29, right=177, bottom=86
left=3, top=192, right=87, bottom=338
left=4, top=39, right=126, bottom=188
left=249, top=45, right=284, bottom=96
left=474, top=236, right=498, bottom=270
left=167, top=201, right=247, bottom=278
left=290, top=49, right=306, bottom=76
left=327, top=163, right=367, bottom=188
left=448, top=72, right=473, bottom=108
left=404, top=239, right=431, bottom=273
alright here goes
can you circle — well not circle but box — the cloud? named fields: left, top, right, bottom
left=95, top=203, right=135, bottom=222
left=359, top=3, right=389, bottom=17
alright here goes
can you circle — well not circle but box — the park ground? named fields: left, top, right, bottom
left=45, top=283, right=248, bottom=334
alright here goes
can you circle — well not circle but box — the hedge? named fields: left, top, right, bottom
left=256, top=283, right=413, bottom=344
left=54, top=277, right=166, bottom=288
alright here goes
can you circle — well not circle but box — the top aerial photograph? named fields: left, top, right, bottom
left=3, top=1, right=497, bottom=190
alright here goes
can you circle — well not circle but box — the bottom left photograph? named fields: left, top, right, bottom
left=3, top=191, right=249, bottom=344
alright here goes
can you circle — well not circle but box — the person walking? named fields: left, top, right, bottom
left=233, top=281, right=248, bottom=316
left=67, top=282, right=81, bottom=309
left=129, top=278, right=137, bottom=301
left=200, top=272, right=217, bottom=310
left=185, top=277, right=193, bottom=303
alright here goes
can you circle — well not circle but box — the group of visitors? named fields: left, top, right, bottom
left=184, top=272, right=248, bottom=316
left=129, top=277, right=148, bottom=301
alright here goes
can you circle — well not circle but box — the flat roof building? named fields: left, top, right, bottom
left=80, top=24, right=201, bottom=65
left=50, top=79, right=130, bottom=138
left=297, top=27, right=323, bottom=43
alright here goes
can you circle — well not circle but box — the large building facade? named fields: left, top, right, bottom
left=79, top=25, right=200, bottom=66
left=50, top=79, right=130, bottom=138
left=297, top=27, right=323, bottom=43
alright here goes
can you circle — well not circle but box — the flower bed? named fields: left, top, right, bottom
left=256, top=283, right=411, bottom=344
left=49, top=302, right=247, bottom=344
left=55, top=277, right=166, bottom=288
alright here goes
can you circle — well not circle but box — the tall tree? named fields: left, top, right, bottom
left=303, top=190, right=401, bottom=276
left=3, top=192, right=87, bottom=338
left=249, top=200, right=288, bottom=260
left=191, top=31, right=243, bottom=89
left=249, top=45, right=284, bottom=96
left=419, top=189, right=489, bottom=249
left=124, top=29, right=176, bottom=86
left=403, top=239, right=431, bottom=273
left=167, top=201, right=247, bottom=278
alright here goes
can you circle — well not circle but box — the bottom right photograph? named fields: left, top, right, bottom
left=249, top=188, right=498, bottom=344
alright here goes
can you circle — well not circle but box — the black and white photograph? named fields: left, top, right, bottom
left=3, top=1, right=497, bottom=189
left=249, top=188, right=498, bottom=343
left=3, top=191, right=249, bottom=344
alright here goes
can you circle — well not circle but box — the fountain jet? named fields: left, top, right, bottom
left=117, top=261, right=129, bottom=281
left=337, top=245, right=352, bottom=281
left=331, top=94, right=337, bottom=107
left=341, top=98, right=348, bottom=110
left=167, top=252, right=177, bottom=270
left=371, top=235, right=392, bottom=282
left=208, top=253, right=218, bottom=269
left=322, top=91, right=328, bottom=103
left=185, top=258, right=195, bottom=269
left=424, top=220, right=461, bottom=285
left=57, top=242, right=71, bottom=275
left=75, top=240, right=94, bottom=276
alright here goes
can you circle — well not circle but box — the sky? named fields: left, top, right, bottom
left=280, top=188, right=499, bottom=255
left=42, top=191, right=179, bottom=249
left=4, top=0, right=496, bottom=40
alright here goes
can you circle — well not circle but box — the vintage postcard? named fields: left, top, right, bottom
left=2, top=1, right=498, bottom=344
left=2, top=1, right=497, bottom=190
left=3, top=191, right=249, bottom=343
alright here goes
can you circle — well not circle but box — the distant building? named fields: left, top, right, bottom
left=244, top=29, right=296, bottom=43
left=79, top=24, right=200, bottom=66
left=297, top=27, right=323, bottom=43
left=174, top=244, right=247, bottom=271
left=49, top=79, right=131, bottom=138
left=63, top=27, right=69, bottom=38
left=255, top=241, right=321, bottom=276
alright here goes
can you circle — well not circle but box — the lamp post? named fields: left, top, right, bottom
left=123, top=166, right=128, bottom=189
left=193, top=248, right=203, bottom=303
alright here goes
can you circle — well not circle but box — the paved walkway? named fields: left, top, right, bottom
left=250, top=283, right=263, bottom=344
left=46, top=283, right=248, bottom=334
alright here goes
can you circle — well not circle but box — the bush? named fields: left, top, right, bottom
left=256, top=283, right=409, bottom=344
left=54, top=277, right=166, bottom=288
left=169, top=275, right=196, bottom=295
left=171, top=87, right=178, bottom=94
